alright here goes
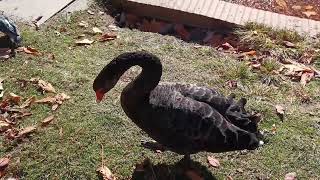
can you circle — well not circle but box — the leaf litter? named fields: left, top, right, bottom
left=0, top=78, right=70, bottom=153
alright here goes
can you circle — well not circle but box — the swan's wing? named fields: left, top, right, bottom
left=158, top=83, right=234, bottom=114
left=149, top=85, right=259, bottom=153
left=157, top=83, right=259, bottom=133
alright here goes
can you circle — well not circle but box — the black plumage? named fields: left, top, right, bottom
left=93, top=51, right=261, bottom=157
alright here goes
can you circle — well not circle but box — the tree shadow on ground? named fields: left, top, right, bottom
left=131, top=157, right=217, bottom=180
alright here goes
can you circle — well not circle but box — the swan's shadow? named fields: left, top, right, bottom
left=131, top=157, right=217, bottom=180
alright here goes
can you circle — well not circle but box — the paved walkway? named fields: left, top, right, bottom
left=123, top=0, right=320, bottom=36
left=0, top=0, right=89, bottom=25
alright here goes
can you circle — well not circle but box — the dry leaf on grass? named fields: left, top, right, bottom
left=8, top=93, right=22, bottom=104
left=23, top=47, right=41, bottom=56
left=35, top=93, right=70, bottom=110
left=75, top=39, right=94, bottom=45
left=174, top=24, right=190, bottom=41
left=207, top=156, right=220, bottom=168
left=283, top=41, right=295, bottom=48
left=78, top=21, right=89, bottom=28
left=302, top=11, right=317, bottom=17
left=0, top=157, right=9, bottom=170
left=99, top=33, right=117, bottom=42
left=275, top=105, right=285, bottom=115
left=48, top=53, right=55, bottom=60
left=285, top=172, right=297, bottom=180
left=0, top=121, right=11, bottom=132
left=37, top=79, right=56, bottom=93
left=275, top=0, right=287, bottom=9
left=221, top=42, right=234, bottom=50
left=292, top=5, right=301, bottom=10
left=279, top=60, right=319, bottom=85
left=97, top=166, right=116, bottom=180
left=304, top=5, right=314, bottom=10
left=20, top=96, right=36, bottom=108
left=41, top=115, right=54, bottom=127
left=242, top=50, right=256, bottom=56
left=11, top=111, right=32, bottom=119
left=300, top=72, right=314, bottom=86
left=93, top=27, right=103, bottom=34
left=271, top=124, right=277, bottom=134
left=16, top=126, right=37, bottom=138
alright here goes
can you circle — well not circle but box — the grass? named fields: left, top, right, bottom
left=0, top=4, right=320, bottom=180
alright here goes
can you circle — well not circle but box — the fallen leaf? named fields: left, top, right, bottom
left=226, top=80, right=237, bottom=89
left=108, top=25, right=119, bottom=31
left=20, top=96, right=36, bottom=108
left=250, top=62, right=261, bottom=69
left=275, top=0, right=287, bottom=9
left=35, top=96, right=56, bottom=104
left=292, top=5, right=301, bottom=10
left=174, top=24, right=190, bottom=41
left=302, top=11, right=317, bottom=18
left=283, top=41, right=295, bottom=48
left=140, top=19, right=168, bottom=33
left=97, top=166, right=116, bottom=180
left=207, top=156, right=220, bottom=168
left=221, top=42, right=234, bottom=50
left=51, top=104, right=59, bottom=111
left=185, top=170, right=204, bottom=180
left=41, top=115, right=54, bottom=127
left=78, top=21, right=89, bottom=28
left=242, top=50, right=256, bottom=56
left=11, top=111, right=32, bottom=119
left=75, top=39, right=94, bottom=45
left=87, top=10, right=95, bottom=15
left=23, top=47, right=41, bottom=56
left=304, top=5, right=313, bottom=10
left=48, top=53, right=55, bottom=60
left=271, top=124, right=277, bottom=134
left=285, top=172, right=297, bottom=180
left=300, top=72, right=314, bottom=86
left=93, top=27, right=103, bottom=34
left=37, top=79, right=56, bottom=93
left=16, top=126, right=37, bottom=138
left=0, top=121, right=10, bottom=132
left=0, top=157, right=10, bottom=170
left=275, top=105, right=285, bottom=115
left=99, top=33, right=117, bottom=42
left=299, top=52, right=314, bottom=64
left=8, top=93, right=22, bottom=104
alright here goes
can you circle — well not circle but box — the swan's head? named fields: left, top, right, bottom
left=93, top=62, right=120, bottom=103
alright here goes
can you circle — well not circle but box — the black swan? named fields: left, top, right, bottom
left=93, top=51, right=261, bottom=158
left=0, top=15, right=21, bottom=57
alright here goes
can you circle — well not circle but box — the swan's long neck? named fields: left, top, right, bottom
left=114, top=52, right=162, bottom=96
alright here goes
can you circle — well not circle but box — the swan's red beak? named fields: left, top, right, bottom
left=95, top=88, right=106, bottom=103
